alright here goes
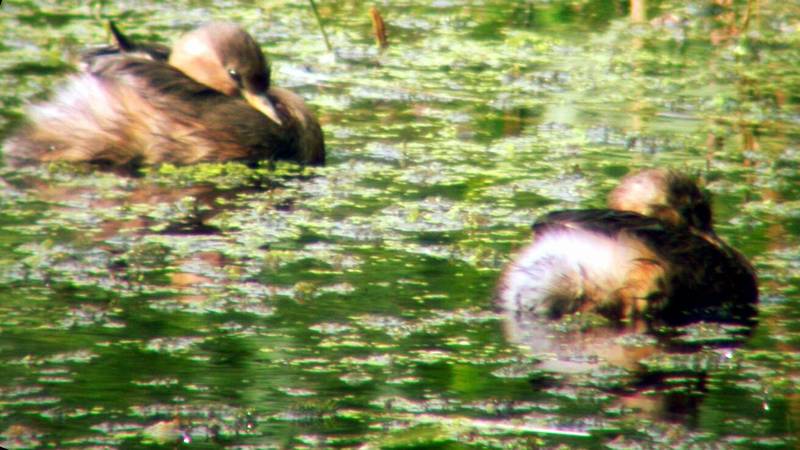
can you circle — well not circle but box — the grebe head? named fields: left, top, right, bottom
left=608, top=169, right=713, bottom=233
left=168, top=22, right=283, bottom=125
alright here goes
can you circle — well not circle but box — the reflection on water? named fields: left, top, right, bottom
left=1, top=0, right=799, bottom=448
left=500, top=310, right=753, bottom=425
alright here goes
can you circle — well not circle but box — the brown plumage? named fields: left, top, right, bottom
left=5, top=22, right=324, bottom=170
left=496, top=169, right=758, bottom=327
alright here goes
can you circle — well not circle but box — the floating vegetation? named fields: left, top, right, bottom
left=0, top=0, right=799, bottom=448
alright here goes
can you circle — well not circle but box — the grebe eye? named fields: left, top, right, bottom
left=228, top=69, right=243, bottom=87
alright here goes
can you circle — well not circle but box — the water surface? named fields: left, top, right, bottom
left=1, top=0, right=799, bottom=448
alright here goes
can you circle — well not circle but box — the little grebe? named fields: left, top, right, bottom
left=5, top=22, right=324, bottom=169
left=496, top=169, right=758, bottom=327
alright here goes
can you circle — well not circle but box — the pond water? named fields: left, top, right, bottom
left=1, top=0, right=799, bottom=448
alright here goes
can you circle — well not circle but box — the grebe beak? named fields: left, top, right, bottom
left=243, top=90, right=283, bottom=126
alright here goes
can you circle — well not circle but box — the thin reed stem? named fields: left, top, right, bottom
left=308, top=0, right=333, bottom=52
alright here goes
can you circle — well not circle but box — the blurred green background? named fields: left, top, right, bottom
left=0, top=0, right=798, bottom=448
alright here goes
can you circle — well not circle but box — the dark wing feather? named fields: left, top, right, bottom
left=81, top=21, right=171, bottom=72
left=533, top=209, right=666, bottom=236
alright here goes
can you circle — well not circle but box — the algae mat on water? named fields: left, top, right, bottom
left=0, top=0, right=799, bottom=448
